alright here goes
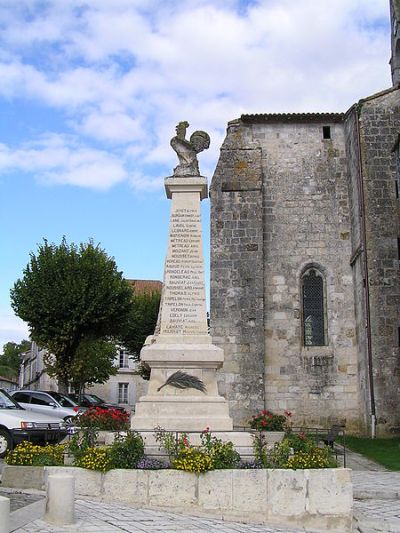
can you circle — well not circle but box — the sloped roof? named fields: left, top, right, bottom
left=240, top=112, right=345, bottom=123
left=127, top=279, right=162, bottom=294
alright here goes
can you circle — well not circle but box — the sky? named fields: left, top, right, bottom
left=0, top=0, right=392, bottom=351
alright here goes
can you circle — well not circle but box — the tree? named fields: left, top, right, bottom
left=10, top=238, right=134, bottom=392
left=0, top=340, right=30, bottom=375
left=45, top=338, right=118, bottom=395
left=121, top=290, right=161, bottom=361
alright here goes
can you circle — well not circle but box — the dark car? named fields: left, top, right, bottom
left=67, top=393, right=128, bottom=414
left=0, top=388, right=67, bottom=458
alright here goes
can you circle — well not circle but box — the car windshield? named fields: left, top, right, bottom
left=85, top=394, right=104, bottom=404
left=0, top=389, right=21, bottom=409
left=47, top=391, right=78, bottom=407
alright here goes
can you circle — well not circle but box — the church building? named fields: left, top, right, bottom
left=210, top=0, right=400, bottom=436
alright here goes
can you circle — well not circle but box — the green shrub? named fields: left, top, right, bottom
left=284, top=432, right=317, bottom=453
left=286, top=447, right=336, bottom=469
left=154, top=427, right=189, bottom=463
left=67, top=426, right=98, bottom=463
left=109, top=431, right=145, bottom=469
left=253, top=432, right=337, bottom=469
left=200, top=429, right=240, bottom=469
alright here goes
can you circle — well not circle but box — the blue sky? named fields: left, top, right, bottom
left=0, top=0, right=392, bottom=350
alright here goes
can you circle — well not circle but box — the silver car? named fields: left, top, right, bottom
left=11, top=390, right=85, bottom=425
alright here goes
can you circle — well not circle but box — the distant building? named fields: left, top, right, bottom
left=0, top=375, right=18, bottom=392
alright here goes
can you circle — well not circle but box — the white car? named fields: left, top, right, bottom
left=0, top=388, right=67, bottom=458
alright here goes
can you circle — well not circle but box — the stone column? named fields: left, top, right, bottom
left=0, top=495, right=10, bottom=533
left=132, top=176, right=233, bottom=432
left=44, top=474, right=75, bottom=525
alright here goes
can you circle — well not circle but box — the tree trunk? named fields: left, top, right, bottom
left=58, top=379, right=69, bottom=394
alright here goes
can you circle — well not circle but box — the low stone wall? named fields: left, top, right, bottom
left=1, top=466, right=352, bottom=532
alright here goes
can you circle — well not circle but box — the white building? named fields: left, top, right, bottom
left=19, top=342, right=144, bottom=412
left=0, top=375, right=18, bottom=392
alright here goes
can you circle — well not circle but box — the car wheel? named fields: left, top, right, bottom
left=0, top=428, right=12, bottom=458
left=63, top=416, right=76, bottom=433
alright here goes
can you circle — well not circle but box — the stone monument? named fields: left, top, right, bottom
left=131, top=122, right=233, bottom=432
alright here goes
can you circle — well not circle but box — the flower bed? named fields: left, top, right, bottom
left=6, top=427, right=337, bottom=473
left=2, top=427, right=351, bottom=531
left=76, top=407, right=130, bottom=431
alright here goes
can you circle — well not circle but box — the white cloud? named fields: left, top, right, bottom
left=0, top=135, right=128, bottom=191
left=76, top=112, right=143, bottom=143
left=0, top=0, right=392, bottom=191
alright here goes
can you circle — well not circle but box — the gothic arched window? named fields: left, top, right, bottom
left=302, top=268, right=326, bottom=346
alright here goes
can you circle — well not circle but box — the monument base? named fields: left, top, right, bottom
left=131, top=337, right=234, bottom=432
left=132, top=396, right=233, bottom=432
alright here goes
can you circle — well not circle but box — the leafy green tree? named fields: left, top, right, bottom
left=0, top=340, right=30, bottom=374
left=121, top=290, right=161, bottom=361
left=10, top=238, right=134, bottom=392
left=45, top=338, right=118, bottom=395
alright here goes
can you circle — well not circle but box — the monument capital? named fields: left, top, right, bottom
left=164, top=176, right=208, bottom=200
left=170, top=121, right=210, bottom=177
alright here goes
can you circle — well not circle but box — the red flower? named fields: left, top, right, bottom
left=284, top=410, right=292, bottom=417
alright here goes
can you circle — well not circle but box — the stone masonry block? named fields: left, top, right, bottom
left=148, top=470, right=197, bottom=507
left=103, top=469, right=148, bottom=504
left=232, top=469, right=268, bottom=513
left=198, top=470, right=233, bottom=510
left=267, top=469, right=307, bottom=517
left=307, top=468, right=352, bottom=515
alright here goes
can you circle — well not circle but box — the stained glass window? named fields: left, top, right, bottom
left=302, top=269, right=325, bottom=346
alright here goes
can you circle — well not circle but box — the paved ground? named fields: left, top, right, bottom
left=11, top=499, right=306, bottom=533
left=1, top=448, right=400, bottom=532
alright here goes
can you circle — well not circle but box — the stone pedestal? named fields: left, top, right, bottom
left=132, top=176, right=233, bottom=432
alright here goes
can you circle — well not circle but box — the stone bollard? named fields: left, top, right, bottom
left=44, top=474, right=75, bottom=525
left=0, top=495, right=10, bottom=533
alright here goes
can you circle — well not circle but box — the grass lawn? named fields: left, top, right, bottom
left=340, top=436, right=400, bottom=471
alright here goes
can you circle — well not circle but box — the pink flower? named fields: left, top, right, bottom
left=284, top=410, right=292, bottom=417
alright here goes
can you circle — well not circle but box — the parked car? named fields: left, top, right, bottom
left=10, top=390, right=85, bottom=425
left=0, top=388, right=67, bottom=458
left=67, top=393, right=128, bottom=414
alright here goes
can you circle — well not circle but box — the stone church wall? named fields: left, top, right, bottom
left=358, top=88, right=400, bottom=434
left=211, top=116, right=362, bottom=430
left=343, top=108, right=371, bottom=433
left=210, top=128, right=265, bottom=425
